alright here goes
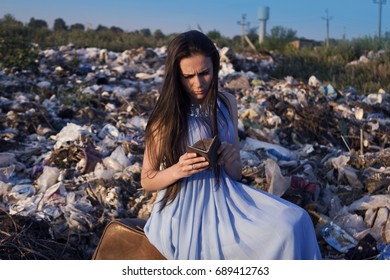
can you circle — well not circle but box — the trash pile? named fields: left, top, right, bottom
left=0, top=44, right=389, bottom=260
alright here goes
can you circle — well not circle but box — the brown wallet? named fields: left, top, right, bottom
left=186, top=135, right=220, bottom=168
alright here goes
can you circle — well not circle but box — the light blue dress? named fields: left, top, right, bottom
left=144, top=98, right=322, bottom=260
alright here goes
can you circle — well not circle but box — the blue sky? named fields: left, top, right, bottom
left=1, top=0, right=388, bottom=41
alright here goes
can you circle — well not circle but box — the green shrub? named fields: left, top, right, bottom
left=0, top=33, right=40, bottom=71
left=271, top=41, right=390, bottom=94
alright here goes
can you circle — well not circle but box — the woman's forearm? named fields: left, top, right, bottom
left=141, top=152, right=210, bottom=191
left=141, top=164, right=180, bottom=191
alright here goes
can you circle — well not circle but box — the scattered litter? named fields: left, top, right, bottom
left=0, top=44, right=389, bottom=259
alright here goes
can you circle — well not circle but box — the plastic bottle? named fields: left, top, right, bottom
left=319, top=222, right=358, bottom=253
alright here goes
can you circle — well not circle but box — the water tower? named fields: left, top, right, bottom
left=258, top=6, right=269, bottom=44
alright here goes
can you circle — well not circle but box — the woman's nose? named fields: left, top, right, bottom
left=192, top=75, right=202, bottom=87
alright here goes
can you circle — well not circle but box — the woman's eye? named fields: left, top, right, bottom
left=182, top=71, right=209, bottom=79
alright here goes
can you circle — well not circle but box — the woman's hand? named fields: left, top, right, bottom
left=173, top=152, right=209, bottom=179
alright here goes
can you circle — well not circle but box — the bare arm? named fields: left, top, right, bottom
left=217, top=92, right=242, bottom=180
left=141, top=146, right=209, bottom=192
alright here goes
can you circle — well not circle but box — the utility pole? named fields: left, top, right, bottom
left=373, top=0, right=387, bottom=42
left=322, top=9, right=332, bottom=47
left=237, top=14, right=249, bottom=47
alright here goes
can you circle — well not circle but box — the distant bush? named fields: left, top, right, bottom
left=271, top=39, right=390, bottom=94
left=0, top=38, right=40, bottom=71
left=0, top=15, right=40, bottom=71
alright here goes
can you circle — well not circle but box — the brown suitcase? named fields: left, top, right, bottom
left=92, top=218, right=166, bottom=260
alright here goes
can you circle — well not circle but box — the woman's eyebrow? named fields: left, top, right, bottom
left=181, top=68, right=210, bottom=76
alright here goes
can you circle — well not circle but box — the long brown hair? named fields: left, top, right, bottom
left=144, top=30, right=220, bottom=209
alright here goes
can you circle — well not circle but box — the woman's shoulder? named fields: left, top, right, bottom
left=218, top=91, right=237, bottom=107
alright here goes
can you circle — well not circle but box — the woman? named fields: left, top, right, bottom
left=141, top=30, right=321, bottom=260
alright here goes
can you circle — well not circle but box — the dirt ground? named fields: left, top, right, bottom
left=0, top=209, right=89, bottom=260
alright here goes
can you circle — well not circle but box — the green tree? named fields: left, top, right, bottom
left=139, top=28, right=151, bottom=37
left=262, top=26, right=297, bottom=51
left=207, top=29, right=222, bottom=40
left=110, top=26, right=124, bottom=33
left=96, top=24, right=109, bottom=32
left=70, top=23, right=85, bottom=31
left=153, top=29, right=165, bottom=40
left=269, top=26, right=296, bottom=40
left=28, top=17, right=48, bottom=29
left=0, top=14, right=23, bottom=28
left=53, top=18, right=68, bottom=31
left=206, top=30, right=231, bottom=48
left=0, top=14, right=30, bottom=44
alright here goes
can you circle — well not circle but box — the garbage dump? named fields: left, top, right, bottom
left=0, top=44, right=389, bottom=260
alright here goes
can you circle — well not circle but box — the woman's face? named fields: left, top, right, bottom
left=179, top=54, right=214, bottom=104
